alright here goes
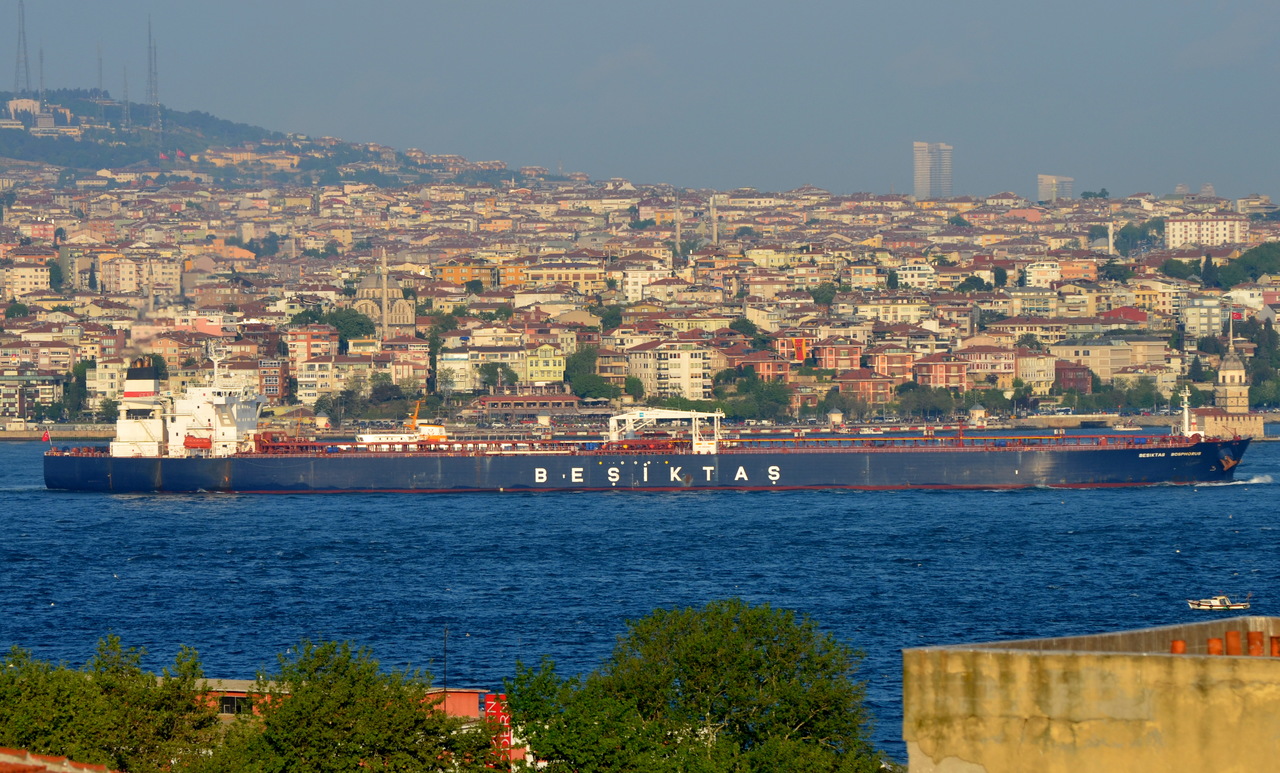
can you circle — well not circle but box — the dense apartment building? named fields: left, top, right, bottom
left=1164, top=211, right=1249, bottom=248
left=626, top=340, right=713, bottom=400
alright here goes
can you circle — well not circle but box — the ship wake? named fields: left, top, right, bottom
left=1195, top=474, right=1273, bottom=487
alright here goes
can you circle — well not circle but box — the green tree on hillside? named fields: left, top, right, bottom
left=595, top=305, right=623, bottom=331
left=624, top=376, right=645, bottom=399
left=478, top=361, right=519, bottom=389
left=564, top=347, right=620, bottom=399
left=809, top=281, right=839, bottom=307
left=289, top=307, right=376, bottom=352
left=1200, top=253, right=1220, bottom=288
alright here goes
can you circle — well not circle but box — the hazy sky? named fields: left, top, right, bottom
left=9, top=1, right=1280, bottom=199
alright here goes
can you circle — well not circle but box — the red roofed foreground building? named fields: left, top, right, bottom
left=0, top=747, right=120, bottom=773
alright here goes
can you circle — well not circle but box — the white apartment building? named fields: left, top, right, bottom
left=1023, top=261, right=1062, bottom=288
left=894, top=264, right=938, bottom=290
left=1181, top=296, right=1225, bottom=341
left=626, top=340, right=713, bottom=400
left=620, top=265, right=671, bottom=303
left=1165, top=212, right=1249, bottom=249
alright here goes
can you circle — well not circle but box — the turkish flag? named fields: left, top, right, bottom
left=41, top=429, right=50, bottom=442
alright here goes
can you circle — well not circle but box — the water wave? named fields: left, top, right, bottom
left=1196, top=474, right=1273, bottom=487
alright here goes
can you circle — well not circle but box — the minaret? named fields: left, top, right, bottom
left=710, top=198, right=719, bottom=246
left=380, top=247, right=390, bottom=341
left=673, top=192, right=682, bottom=269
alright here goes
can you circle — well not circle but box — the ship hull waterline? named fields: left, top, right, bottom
left=44, top=438, right=1251, bottom=494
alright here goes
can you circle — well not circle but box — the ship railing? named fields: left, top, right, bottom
left=713, top=434, right=1208, bottom=452
left=244, top=431, right=1220, bottom=457
left=45, top=446, right=111, bottom=457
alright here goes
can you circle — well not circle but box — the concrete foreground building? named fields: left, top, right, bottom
left=904, top=617, right=1280, bottom=772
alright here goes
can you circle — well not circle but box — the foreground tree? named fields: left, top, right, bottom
left=507, top=599, right=882, bottom=772
left=0, top=637, right=219, bottom=773
left=197, top=640, right=494, bottom=773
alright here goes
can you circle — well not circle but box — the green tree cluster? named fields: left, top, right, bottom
left=894, top=383, right=957, bottom=419
left=478, top=361, right=520, bottom=389
left=809, top=281, right=839, bottom=307
left=1159, top=258, right=1196, bottom=280
left=1112, top=218, right=1164, bottom=257
left=1210, top=242, right=1280, bottom=289
left=507, top=599, right=883, bottom=773
left=594, top=305, right=623, bottom=331
left=289, top=307, right=377, bottom=352
left=1200, top=254, right=1220, bottom=288
left=197, top=640, right=493, bottom=773
left=728, top=317, right=772, bottom=350
left=0, top=637, right=219, bottom=773
left=1100, top=260, right=1134, bottom=283
left=956, top=275, right=990, bottom=293
left=565, top=347, right=620, bottom=399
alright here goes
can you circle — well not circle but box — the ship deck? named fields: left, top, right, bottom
left=46, top=432, right=1227, bottom=460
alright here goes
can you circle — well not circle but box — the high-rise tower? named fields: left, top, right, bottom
left=1037, top=174, right=1074, bottom=202
left=913, top=141, right=953, bottom=200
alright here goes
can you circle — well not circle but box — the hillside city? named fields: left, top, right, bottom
left=3, top=92, right=1280, bottom=430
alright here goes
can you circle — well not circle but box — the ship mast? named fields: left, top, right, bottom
left=1180, top=385, right=1192, bottom=437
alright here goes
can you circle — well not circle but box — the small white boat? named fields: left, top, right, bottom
left=1187, top=593, right=1251, bottom=611
left=1111, top=421, right=1142, bottom=431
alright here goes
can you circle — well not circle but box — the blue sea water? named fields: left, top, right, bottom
left=4, top=437, right=1280, bottom=762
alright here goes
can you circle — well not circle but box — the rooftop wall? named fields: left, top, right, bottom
left=904, top=616, right=1280, bottom=773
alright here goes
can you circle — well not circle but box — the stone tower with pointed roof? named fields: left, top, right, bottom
left=1216, top=337, right=1249, bottom=414
left=1193, top=324, right=1263, bottom=437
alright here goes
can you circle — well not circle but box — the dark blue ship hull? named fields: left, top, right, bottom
left=44, top=436, right=1251, bottom=493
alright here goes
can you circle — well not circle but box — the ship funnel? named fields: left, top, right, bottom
left=123, top=357, right=161, bottom=397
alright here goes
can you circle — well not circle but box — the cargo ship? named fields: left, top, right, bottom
left=44, top=362, right=1251, bottom=493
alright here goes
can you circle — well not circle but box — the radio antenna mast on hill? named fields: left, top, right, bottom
left=122, top=65, right=131, bottom=130
left=97, top=43, right=105, bottom=121
left=13, top=0, right=31, bottom=96
left=146, top=17, right=162, bottom=147
left=147, top=17, right=163, bottom=143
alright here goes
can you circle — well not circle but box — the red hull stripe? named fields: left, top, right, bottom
left=222, top=481, right=1184, bottom=494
